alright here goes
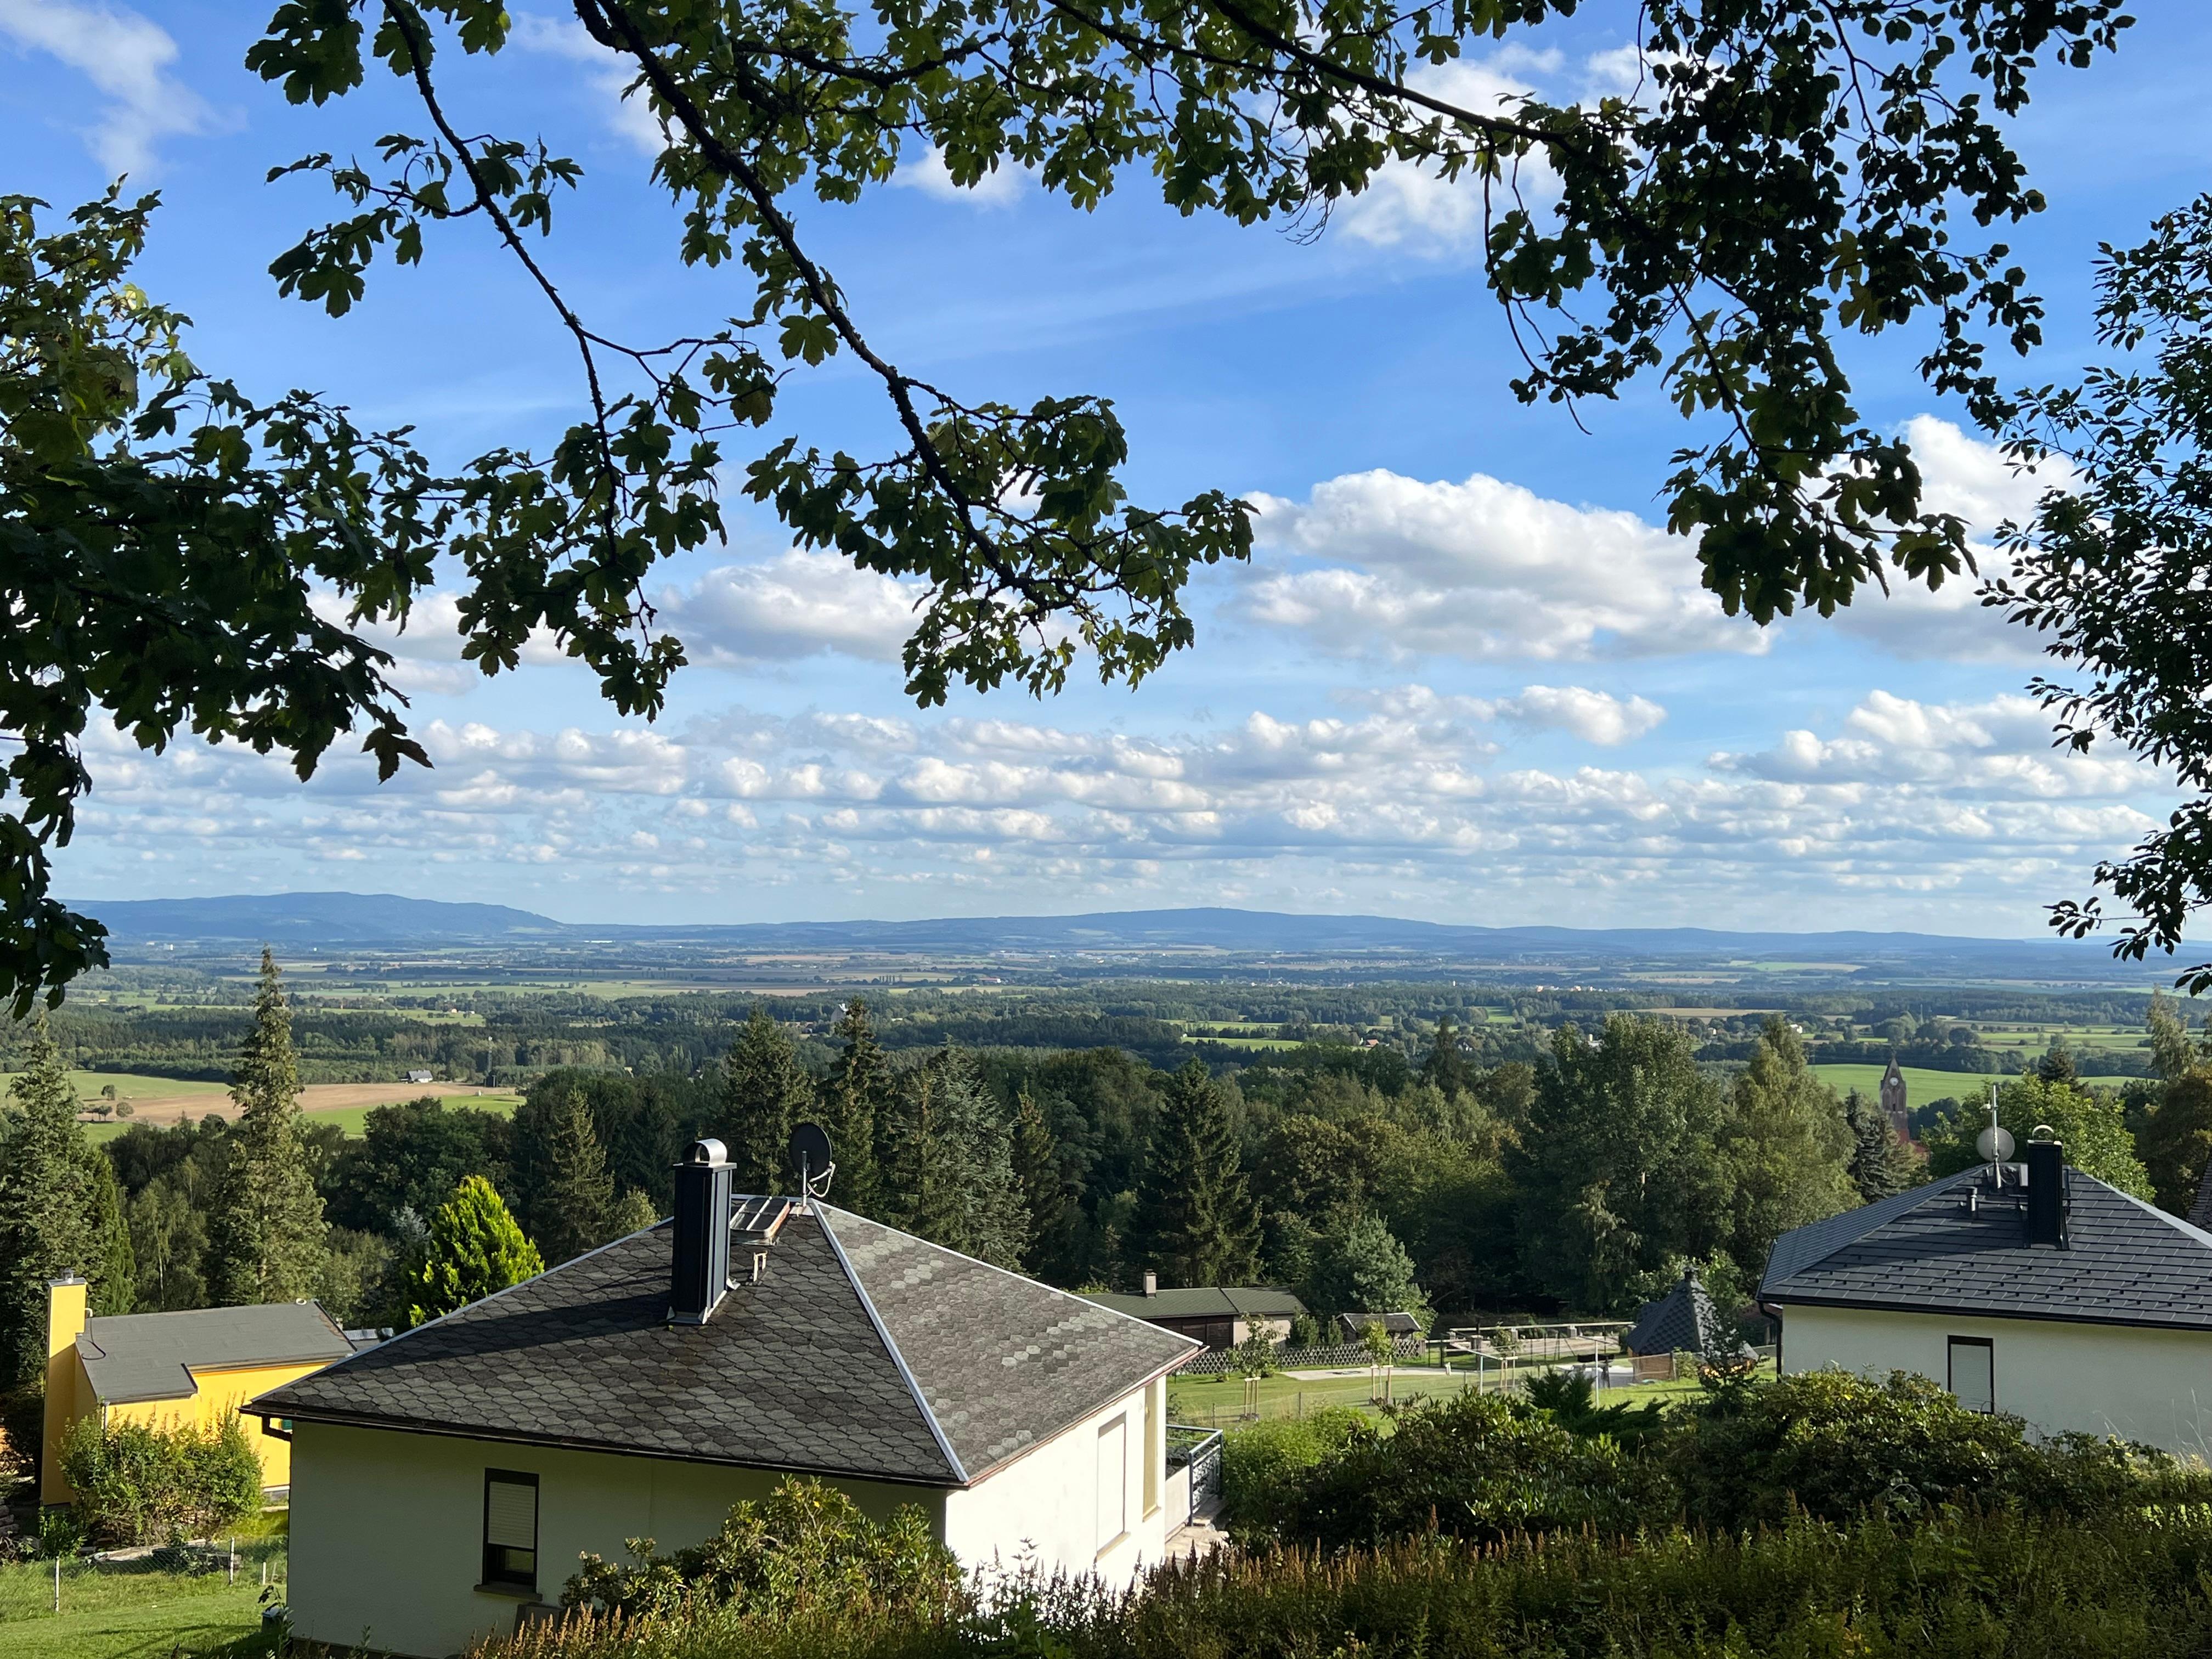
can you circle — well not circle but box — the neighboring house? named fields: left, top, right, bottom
left=249, top=1139, right=1199, bottom=1658
left=1336, top=1312, right=1423, bottom=1344
left=42, top=1279, right=352, bottom=1504
left=1621, top=1267, right=1745, bottom=1380
left=1762, top=1135, right=2212, bottom=1454
left=404, top=1069, right=435, bottom=1085
left=1084, top=1274, right=1306, bottom=1347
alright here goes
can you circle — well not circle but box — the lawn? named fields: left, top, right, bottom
left=0, top=1566, right=269, bottom=1659
left=1166, top=1363, right=1700, bottom=1430
left=1811, top=1062, right=2139, bottom=1104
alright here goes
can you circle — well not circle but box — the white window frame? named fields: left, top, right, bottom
left=1095, top=1414, right=1128, bottom=1556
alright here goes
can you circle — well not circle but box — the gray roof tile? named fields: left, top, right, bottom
left=252, top=1205, right=1197, bottom=1488
left=79, top=1302, right=352, bottom=1404
left=1762, top=1166, right=2212, bottom=1330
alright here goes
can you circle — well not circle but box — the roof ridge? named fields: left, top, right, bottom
left=812, top=1205, right=968, bottom=1485
left=815, top=1201, right=1204, bottom=1350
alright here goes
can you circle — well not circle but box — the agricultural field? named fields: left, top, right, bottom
left=78, top=1087, right=523, bottom=1142
left=1810, top=1063, right=2140, bottom=1103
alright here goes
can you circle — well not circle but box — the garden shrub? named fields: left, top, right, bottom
left=1275, top=1389, right=1667, bottom=1549
left=58, top=1412, right=262, bottom=1546
left=563, top=1477, right=963, bottom=1621
left=1217, top=1407, right=1364, bottom=1542
left=1667, top=1367, right=2205, bottom=1528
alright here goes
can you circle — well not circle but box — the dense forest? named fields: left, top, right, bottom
left=7, top=957, right=2207, bottom=1417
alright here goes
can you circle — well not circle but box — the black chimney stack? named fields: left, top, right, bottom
left=669, top=1138, right=733, bottom=1324
left=2025, top=1131, right=2067, bottom=1248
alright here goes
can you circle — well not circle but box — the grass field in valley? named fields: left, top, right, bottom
left=1809, top=1062, right=2139, bottom=1103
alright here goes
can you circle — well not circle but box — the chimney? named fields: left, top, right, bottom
left=42, top=1277, right=88, bottom=1505
left=669, top=1139, right=734, bottom=1324
left=2024, top=1130, right=2067, bottom=1248
left=1142, top=1270, right=1158, bottom=1297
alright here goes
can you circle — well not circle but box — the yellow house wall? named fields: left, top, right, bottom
left=285, top=1422, right=951, bottom=1658
left=104, top=1361, right=329, bottom=1489
left=1781, top=1304, right=2212, bottom=1457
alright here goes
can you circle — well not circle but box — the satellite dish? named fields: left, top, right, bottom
left=787, top=1122, right=834, bottom=1198
left=1976, top=1125, right=2015, bottom=1162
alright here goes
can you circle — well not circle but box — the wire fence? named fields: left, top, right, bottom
left=0, top=1534, right=285, bottom=1623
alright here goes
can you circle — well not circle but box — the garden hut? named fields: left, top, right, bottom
left=1622, top=1267, right=1740, bottom=1380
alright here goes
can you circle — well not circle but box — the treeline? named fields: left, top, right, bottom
left=15, top=977, right=2212, bottom=1394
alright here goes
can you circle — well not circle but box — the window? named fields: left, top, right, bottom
left=1948, top=1337, right=1995, bottom=1413
left=1142, top=1381, right=1160, bottom=1519
left=1096, top=1416, right=1127, bottom=1553
left=482, top=1471, right=539, bottom=1590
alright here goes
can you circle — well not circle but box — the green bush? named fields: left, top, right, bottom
left=1668, top=1368, right=2200, bottom=1528
left=1217, top=1408, right=1365, bottom=1542
left=1276, top=1389, right=1667, bottom=1549
left=58, top=1411, right=263, bottom=1546
left=563, top=1477, right=963, bottom=1622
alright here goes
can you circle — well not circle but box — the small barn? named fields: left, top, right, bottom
left=251, top=1139, right=1199, bottom=1657
left=1763, top=1134, right=2212, bottom=1453
left=1337, top=1311, right=1423, bottom=1345
left=42, top=1281, right=352, bottom=1503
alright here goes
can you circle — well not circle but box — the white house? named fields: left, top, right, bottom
left=1763, top=1133, right=2212, bottom=1455
left=250, top=1141, right=1198, bottom=1657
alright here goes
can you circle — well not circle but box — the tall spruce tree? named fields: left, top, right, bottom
left=1129, top=1060, right=1261, bottom=1289
left=536, top=1092, right=616, bottom=1264
left=1719, top=1017, right=1856, bottom=1278
left=716, top=1006, right=816, bottom=1192
left=1419, top=1015, right=1472, bottom=1097
left=821, top=998, right=891, bottom=1215
left=205, top=949, right=328, bottom=1304
left=1843, top=1088, right=1918, bottom=1205
left=80, top=1145, right=134, bottom=1315
left=407, top=1176, right=545, bottom=1327
left=881, top=1046, right=1026, bottom=1267
left=0, top=1015, right=93, bottom=1387
left=1012, top=1092, right=1079, bottom=1283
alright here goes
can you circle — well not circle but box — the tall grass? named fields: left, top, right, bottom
left=479, top=1505, right=2212, bottom=1659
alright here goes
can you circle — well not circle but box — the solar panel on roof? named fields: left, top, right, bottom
left=732, top=1195, right=791, bottom=1243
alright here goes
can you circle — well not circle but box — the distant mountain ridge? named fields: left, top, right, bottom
left=87, top=891, right=562, bottom=943
left=76, top=891, right=2114, bottom=966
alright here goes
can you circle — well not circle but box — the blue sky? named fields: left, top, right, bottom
left=8, top=1, right=2212, bottom=936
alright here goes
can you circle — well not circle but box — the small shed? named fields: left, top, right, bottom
left=1621, top=1267, right=1741, bottom=1380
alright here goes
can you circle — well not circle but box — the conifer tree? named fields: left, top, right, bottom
left=881, top=1047, right=1026, bottom=1267
left=1719, top=1017, right=1855, bottom=1279
left=1129, top=1060, right=1262, bottom=1289
left=205, top=949, right=328, bottom=1304
left=1419, top=1015, right=1472, bottom=1097
left=0, top=1015, right=92, bottom=1387
left=1012, top=1092, right=1079, bottom=1282
left=1842, top=1088, right=1918, bottom=1205
left=407, top=1176, right=545, bottom=1327
left=716, top=1006, right=816, bottom=1192
left=821, top=998, right=891, bottom=1215
left=80, top=1145, right=134, bottom=1315
left=536, top=1092, right=616, bottom=1264
left=608, top=1188, right=660, bottom=1236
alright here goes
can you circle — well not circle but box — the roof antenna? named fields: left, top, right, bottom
left=1975, top=1083, right=2013, bottom=1188
left=787, top=1122, right=835, bottom=1210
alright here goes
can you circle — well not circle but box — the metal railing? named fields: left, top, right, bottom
left=1165, top=1425, right=1222, bottom=1524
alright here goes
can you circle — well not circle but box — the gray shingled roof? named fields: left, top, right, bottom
left=1621, top=1271, right=1739, bottom=1358
left=1762, top=1165, right=2212, bottom=1330
left=78, top=1302, right=352, bottom=1404
left=250, top=1205, right=1195, bottom=1488
left=1081, top=1286, right=1306, bottom=1321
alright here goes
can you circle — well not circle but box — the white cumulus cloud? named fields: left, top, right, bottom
left=0, top=0, right=217, bottom=174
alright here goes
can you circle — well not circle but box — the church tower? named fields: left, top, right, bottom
left=1880, top=1055, right=1909, bottom=1142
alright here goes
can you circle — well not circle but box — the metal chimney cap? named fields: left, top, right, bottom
left=681, top=1138, right=729, bottom=1166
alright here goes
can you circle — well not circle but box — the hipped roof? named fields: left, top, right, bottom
left=250, top=1204, right=1195, bottom=1488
